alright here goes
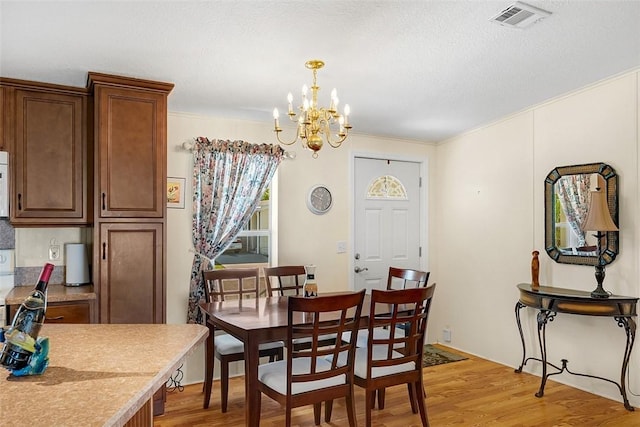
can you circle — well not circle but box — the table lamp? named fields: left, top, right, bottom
left=582, top=188, right=618, bottom=298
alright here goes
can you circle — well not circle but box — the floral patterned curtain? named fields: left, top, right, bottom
left=556, top=174, right=591, bottom=248
left=187, top=137, right=284, bottom=324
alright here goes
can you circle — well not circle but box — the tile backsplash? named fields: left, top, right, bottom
left=0, top=219, right=15, bottom=250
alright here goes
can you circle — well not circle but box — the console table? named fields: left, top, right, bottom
left=514, top=283, right=638, bottom=411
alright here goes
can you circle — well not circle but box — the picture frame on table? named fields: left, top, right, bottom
left=167, top=177, right=186, bottom=209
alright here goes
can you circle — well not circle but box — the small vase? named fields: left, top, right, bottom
left=531, top=250, right=540, bottom=290
left=304, top=264, right=318, bottom=297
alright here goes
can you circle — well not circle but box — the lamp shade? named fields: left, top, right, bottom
left=583, top=189, right=618, bottom=232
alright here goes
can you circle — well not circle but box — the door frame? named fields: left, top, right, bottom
left=348, top=151, right=430, bottom=291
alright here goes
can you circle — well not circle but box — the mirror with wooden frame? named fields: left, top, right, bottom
left=544, top=162, right=618, bottom=266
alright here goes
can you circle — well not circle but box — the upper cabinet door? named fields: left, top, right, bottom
left=0, top=86, right=6, bottom=152
left=11, top=88, right=89, bottom=224
left=94, top=84, right=168, bottom=218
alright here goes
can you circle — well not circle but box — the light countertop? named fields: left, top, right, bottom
left=4, top=283, right=96, bottom=305
left=0, top=323, right=208, bottom=426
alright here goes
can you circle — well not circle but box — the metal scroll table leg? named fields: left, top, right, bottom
left=616, top=316, right=636, bottom=411
left=535, top=309, right=555, bottom=398
left=514, top=301, right=527, bottom=373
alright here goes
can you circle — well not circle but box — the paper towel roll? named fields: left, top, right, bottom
left=65, top=243, right=89, bottom=286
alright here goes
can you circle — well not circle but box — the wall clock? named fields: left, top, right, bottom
left=307, top=185, right=333, bottom=215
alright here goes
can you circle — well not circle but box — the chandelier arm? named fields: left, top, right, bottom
left=317, top=115, right=347, bottom=148
left=274, top=129, right=300, bottom=146
left=325, top=133, right=347, bottom=148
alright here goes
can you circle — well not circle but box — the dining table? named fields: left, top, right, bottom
left=199, top=292, right=374, bottom=427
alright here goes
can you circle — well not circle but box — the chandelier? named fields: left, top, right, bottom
left=273, top=59, right=351, bottom=158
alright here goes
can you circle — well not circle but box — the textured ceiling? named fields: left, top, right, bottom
left=1, top=1, right=640, bottom=143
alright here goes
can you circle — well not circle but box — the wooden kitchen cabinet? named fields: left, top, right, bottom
left=98, top=222, right=164, bottom=324
left=89, top=73, right=172, bottom=415
left=8, top=300, right=92, bottom=324
left=0, top=85, right=6, bottom=151
left=45, top=301, right=92, bottom=323
left=89, top=73, right=173, bottom=219
left=0, top=79, right=90, bottom=225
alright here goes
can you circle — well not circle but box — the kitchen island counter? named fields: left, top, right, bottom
left=0, top=323, right=207, bottom=426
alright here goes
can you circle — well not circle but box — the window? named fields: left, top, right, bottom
left=367, top=175, right=408, bottom=200
left=216, top=188, right=270, bottom=266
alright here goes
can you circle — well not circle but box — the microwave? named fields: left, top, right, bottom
left=0, top=152, right=7, bottom=218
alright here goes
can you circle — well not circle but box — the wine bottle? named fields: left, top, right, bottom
left=0, top=263, right=54, bottom=371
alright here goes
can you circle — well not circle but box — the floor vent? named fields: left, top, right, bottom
left=490, top=1, right=551, bottom=29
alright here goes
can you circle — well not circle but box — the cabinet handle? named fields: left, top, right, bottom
left=17, top=193, right=22, bottom=211
left=102, top=242, right=106, bottom=260
left=46, top=316, right=64, bottom=321
left=102, top=193, right=106, bottom=210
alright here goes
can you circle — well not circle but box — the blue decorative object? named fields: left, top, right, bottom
left=0, top=328, right=49, bottom=376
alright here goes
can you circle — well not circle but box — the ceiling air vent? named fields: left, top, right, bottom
left=490, top=1, right=551, bottom=29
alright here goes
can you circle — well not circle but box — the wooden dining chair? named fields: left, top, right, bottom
left=256, top=289, right=365, bottom=427
left=201, top=268, right=284, bottom=412
left=263, top=265, right=305, bottom=296
left=264, top=265, right=338, bottom=351
left=332, top=285, right=436, bottom=427
left=348, top=267, right=430, bottom=348
left=383, top=267, right=430, bottom=341
left=386, top=267, right=430, bottom=290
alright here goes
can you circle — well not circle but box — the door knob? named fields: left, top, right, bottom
left=354, top=266, right=368, bottom=273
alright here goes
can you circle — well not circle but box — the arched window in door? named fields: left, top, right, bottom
left=366, top=174, right=408, bottom=200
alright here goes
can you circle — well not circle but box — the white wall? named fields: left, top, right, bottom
left=166, top=112, right=436, bottom=384
left=434, top=69, right=640, bottom=408
left=14, top=69, right=639, bottom=408
left=15, top=228, right=90, bottom=268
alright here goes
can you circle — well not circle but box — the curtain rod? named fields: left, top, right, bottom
left=178, top=140, right=295, bottom=159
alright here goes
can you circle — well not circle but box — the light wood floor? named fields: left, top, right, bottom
left=154, top=345, right=640, bottom=426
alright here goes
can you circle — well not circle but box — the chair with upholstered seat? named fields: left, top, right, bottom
left=201, top=268, right=284, bottom=412
left=331, top=285, right=436, bottom=426
left=263, top=266, right=306, bottom=296
left=386, top=267, right=430, bottom=290
left=264, top=265, right=337, bottom=351
left=257, top=289, right=365, bottom=427
left=348, top=267, right=430, bottom=349
left=365, top=268, right=430, bottom=410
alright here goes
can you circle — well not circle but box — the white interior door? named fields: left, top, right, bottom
left=353, top=157, right=421, bottom=292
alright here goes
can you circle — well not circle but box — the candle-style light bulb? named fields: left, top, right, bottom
left=273, top=108, right=280, bottom=129
left=344, top=104, right=351, bottom=126
left=330, top=88, right=338, bottom=111
left=287, top=92, right=294, bottom=114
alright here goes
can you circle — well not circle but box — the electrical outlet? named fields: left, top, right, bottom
left=443, top=328, right=451, bottom=343
left=49, top=245, right=60, bottom=260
